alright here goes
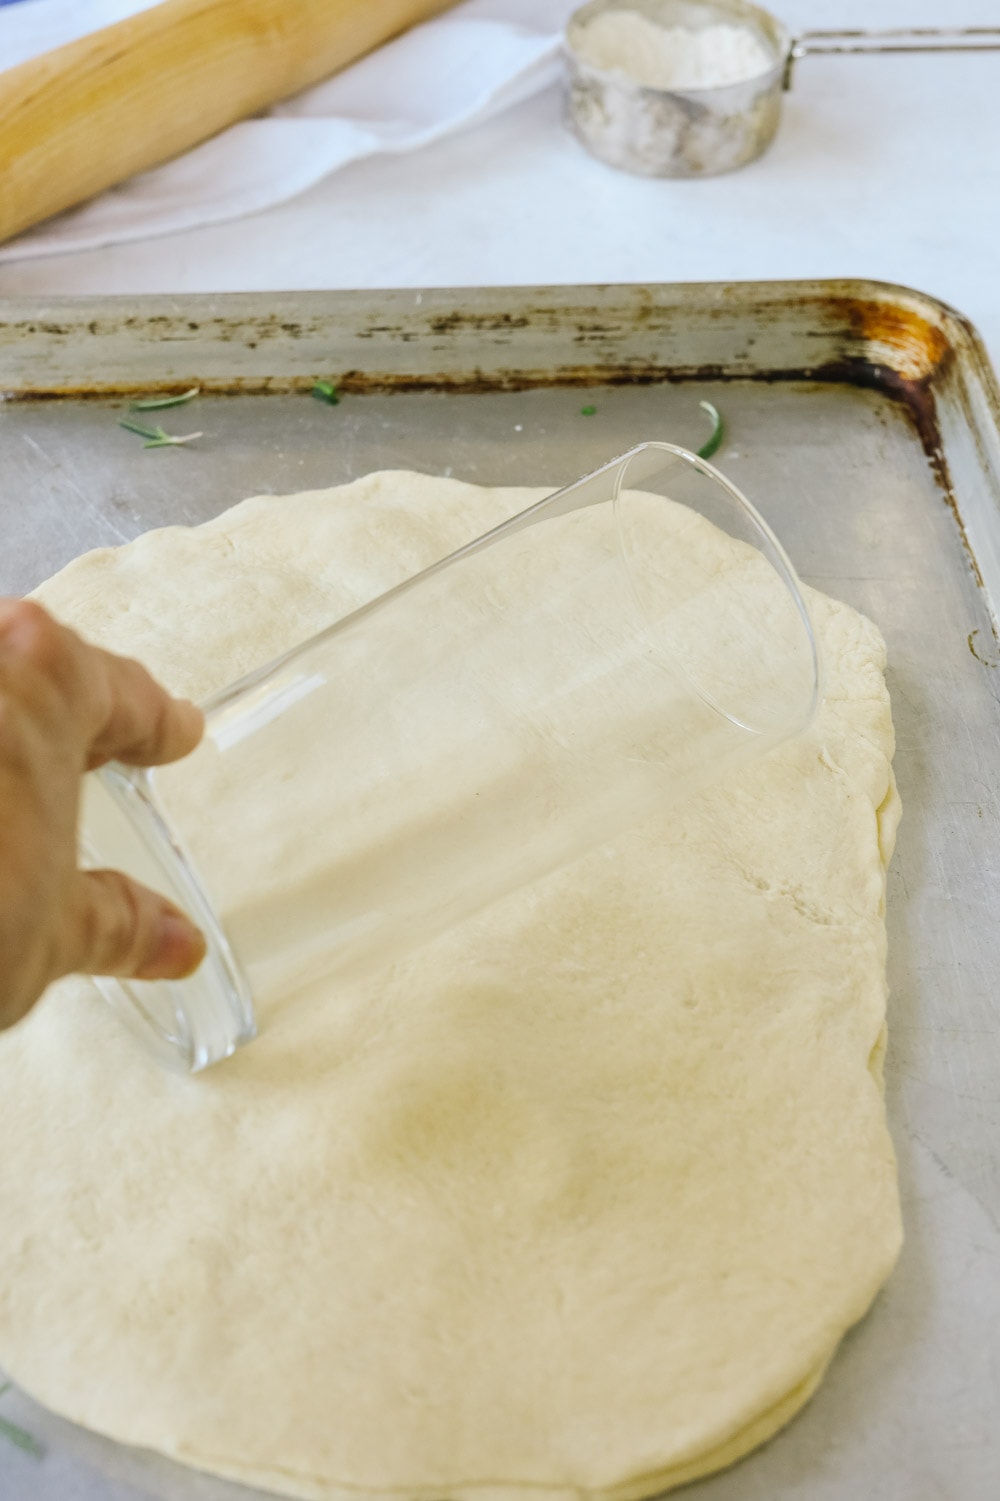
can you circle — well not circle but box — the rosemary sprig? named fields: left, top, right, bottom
left=129, top=387, right=200, bottom=411
left=119, top=418, right=202, bottom=449
left=311, top=381, right=341, bottom=406
left=0, top=1384, right=43, bottom=1460
left=696, top=400, right=724, bottom=460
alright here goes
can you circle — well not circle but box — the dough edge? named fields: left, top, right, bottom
left=7, top=471, right=904, bottom=1500
left=173, top=1352, right=834, bottom=1501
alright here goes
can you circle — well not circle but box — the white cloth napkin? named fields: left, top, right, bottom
left=0, top=0, right=568, bottom=262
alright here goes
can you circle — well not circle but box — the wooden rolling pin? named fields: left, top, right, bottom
left=0, top=0, right=459, bottom=246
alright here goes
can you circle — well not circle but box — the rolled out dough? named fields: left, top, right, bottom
left=0, top=471, right=901, bottom=1499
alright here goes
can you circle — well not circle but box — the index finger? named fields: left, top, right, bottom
left=0, top=599, right=204, bottom=772
left=85, top=644, right=204, bottom=769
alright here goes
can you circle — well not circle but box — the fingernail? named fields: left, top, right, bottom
left=140, top=910, right=208, bottom=981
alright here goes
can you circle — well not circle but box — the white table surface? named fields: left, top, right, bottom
left=1, top=0, right=998, bottom=367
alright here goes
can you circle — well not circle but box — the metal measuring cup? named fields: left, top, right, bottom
left=565, top=0, right=1000, bottom=178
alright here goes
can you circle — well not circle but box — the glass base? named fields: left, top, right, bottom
left=80, top=767, right=256, bottom=1072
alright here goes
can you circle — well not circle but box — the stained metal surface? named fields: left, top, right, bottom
left=0, top=280, right=998, bottom=1500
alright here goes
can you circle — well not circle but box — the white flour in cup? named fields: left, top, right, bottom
left=575, top=10, right=775, bottom=89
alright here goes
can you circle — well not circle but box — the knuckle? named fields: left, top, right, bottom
left=0, top=600, right=82, bottom=726
left=0, top=599, right=63, bottom=671
left=0, top=598, right=47, bottom=636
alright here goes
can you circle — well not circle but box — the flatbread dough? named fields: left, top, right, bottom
left=0, top=471, right=901, bottom=1498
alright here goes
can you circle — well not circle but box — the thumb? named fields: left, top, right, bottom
left=64, top=869, right=207, bottom=982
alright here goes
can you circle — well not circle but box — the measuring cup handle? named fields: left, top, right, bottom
left=785, top=27, right=1000, bottom=90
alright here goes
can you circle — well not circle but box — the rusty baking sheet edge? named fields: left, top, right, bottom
left=2, top=278, right=999, bottom=634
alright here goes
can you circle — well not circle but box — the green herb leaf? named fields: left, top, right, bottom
left=696, top=400, right=724, bottom=460
left=0, top=1415, right=44, bottom=1460
left=0, top=1386, right=43, bottom=1460
left=311, top=381, right=341, bottom=406
left=580, top=404, right=597, bottom=416
left=119, top=419, right=202, bottom=449
left=129, top=387, right=200, bottom=411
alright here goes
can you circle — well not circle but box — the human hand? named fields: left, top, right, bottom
left=0, top=598, right=207, bottom=1031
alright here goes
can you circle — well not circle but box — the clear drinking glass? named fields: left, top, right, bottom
left=80, top=442, right=820, bottom=1072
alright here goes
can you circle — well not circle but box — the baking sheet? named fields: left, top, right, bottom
left=0, top=280, right=997, bottom=1501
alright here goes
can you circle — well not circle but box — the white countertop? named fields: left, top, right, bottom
left=1, top=0, right=998, bottom=367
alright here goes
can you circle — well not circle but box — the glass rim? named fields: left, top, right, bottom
left=610, top=440, right=822, bottom=737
